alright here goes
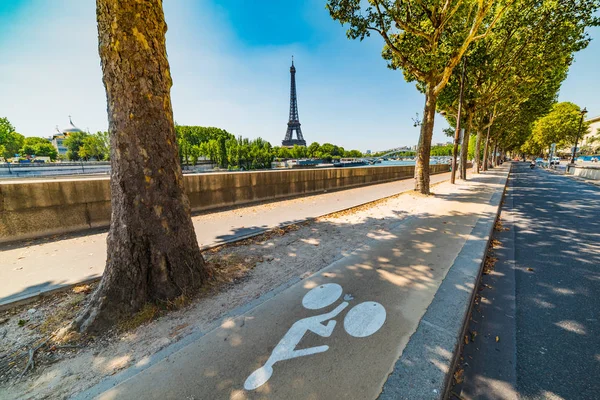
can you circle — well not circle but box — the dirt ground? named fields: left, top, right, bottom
left=0, top=185, right=440, bottom=400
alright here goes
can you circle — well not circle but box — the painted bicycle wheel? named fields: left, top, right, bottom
left=343, top=301, right=386, bottom=338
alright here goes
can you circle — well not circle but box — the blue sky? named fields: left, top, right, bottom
left=0, top=1, right=598, bottom=152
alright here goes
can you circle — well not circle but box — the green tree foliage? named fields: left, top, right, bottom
left=79, top=132, right=110, bottom=160
left=0, top=117, right=24, bottom=159
left=177, top=130, right=363, bottom=169
left=430, top=144, right=453, bottom=156
left=437, top=0, right=599, bottom=167
left=277, top=147, right=292, bottom=159
left=64, top=131, right=89, bottom=161
left=0, top=117, right=15, bottom=135
left=344, top=149, right=363, bottom=157
left=224, top=136, right=273, bottom=169
left=307, top=142, right=320, bottom=157
left=21, top=137, right=58, bottom=161
left=291, top=144, right=307, bottom=159
left=522, top=102, right=590, bottom=155
left=175, top=125, right=234, bottom=165
left=467, top=135, right=484, bottom=160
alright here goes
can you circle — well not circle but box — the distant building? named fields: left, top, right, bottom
left=282, top=58, right=306, bottom=147
left=366, top=150, right=372, bottom=155
left=51, top=117, right=84, bottom=157
left=580, top=115, right=600, bottom=151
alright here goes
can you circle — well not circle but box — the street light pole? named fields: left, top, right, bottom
left=451, top=58, right=466, bottom=184
left=571, top=107, right=587, bottom=164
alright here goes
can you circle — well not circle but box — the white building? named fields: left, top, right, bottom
left=580, top=115, right=600, bottom=152
left=51, top=117, right=84, bottom=157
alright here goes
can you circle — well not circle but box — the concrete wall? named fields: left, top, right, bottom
left=567, top=164, right=600, bottom=180
left=0, top=164, right=449, bottom=243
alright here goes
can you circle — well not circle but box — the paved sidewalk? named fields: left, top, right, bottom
left=1, top=172, right=454, bottom=307
left=76, top=166, right=509, bottom=400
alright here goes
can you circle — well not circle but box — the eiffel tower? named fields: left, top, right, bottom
left=282, top=57, right=306, bottom=147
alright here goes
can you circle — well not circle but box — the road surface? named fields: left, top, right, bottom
left=453, top=163, right=600, bottom=400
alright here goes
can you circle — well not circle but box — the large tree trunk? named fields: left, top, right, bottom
left=484, top=137, right=492, bottom=171
left=459, top=114, right=473, bottom=180
left=414, top=86, right=437, bottom=195
left=483, top=123, right=492, bottom=172
left=474, top=129, right=483, bottom=174
left=75, top=0, right=209, bottom=333
left=492, top=142, right=499, bottom=167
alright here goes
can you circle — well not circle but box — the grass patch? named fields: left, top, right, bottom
left=39, top=293, right=86, bottom=335
left=118, top=304, right=160, bottom=332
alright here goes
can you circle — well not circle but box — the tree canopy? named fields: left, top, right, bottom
left=21, top=137, right=58, bottom=160
left=0, top=117, right=24, bottom=159
left=522, top=102, right=590, bottom=155
left=436, top=0, right=599, bottom=167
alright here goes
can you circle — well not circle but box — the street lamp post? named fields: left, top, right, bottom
left=570, top=107, right=587, bottom=164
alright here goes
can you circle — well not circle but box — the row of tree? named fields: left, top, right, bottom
left=327, top=0, right=600, bottom=193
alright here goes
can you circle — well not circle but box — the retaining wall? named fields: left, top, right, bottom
left=0, top=164, right=449, bottom=243
left=566, top=164, right=600, bottom=180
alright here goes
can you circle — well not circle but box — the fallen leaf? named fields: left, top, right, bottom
left=454, top=368, right=464, bottom=384
left=527, top=267, right=534, bottom=272
left=496, top=336, right=500, bottom=342
left=464, top=335, right=469, bottom=345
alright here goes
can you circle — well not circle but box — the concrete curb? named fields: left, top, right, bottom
left=379, top=165, right=510, bottom=400
left=0, top=174, right=453, bottom=311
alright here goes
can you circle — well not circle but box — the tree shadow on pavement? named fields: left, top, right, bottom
left=82, top=171, right=505, bottom=400
left=454, top=163, right=600, bottom=400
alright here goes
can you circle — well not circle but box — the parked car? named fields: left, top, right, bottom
left=550, top=156, right=560, bottom=165
left=535, top=157, right=544, bottom=164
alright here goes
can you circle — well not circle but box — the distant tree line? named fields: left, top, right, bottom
left=64, top=131, right=110, bottom=161
left=175, top=125, right=365, bottom=169
left=1, top=117, right=58, bottom=160
left=0, top=117, right=110, bottom=162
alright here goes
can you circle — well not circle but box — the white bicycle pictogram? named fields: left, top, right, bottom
left=244, top=283, right=386, bottom=391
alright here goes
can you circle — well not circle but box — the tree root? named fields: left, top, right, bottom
left=18, top=349, right=35, bottom=379
left=17, top=337, right=51, bottom=379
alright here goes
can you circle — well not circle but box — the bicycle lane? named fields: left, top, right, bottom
left=83, top=170, right=508, bottom=400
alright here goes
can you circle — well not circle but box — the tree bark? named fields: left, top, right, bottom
left=460, top=113, right=473, bottom=180
left=75, top=0, right=209, bottom=333
left=474, top=129, right=483, bottom=174
left=492, top=142, right=499, bottom=167
left=415, top=85, right=437, bottom=195
left=482, top=135, right=489, bottom=171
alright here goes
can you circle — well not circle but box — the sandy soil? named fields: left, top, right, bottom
left=0, top=182, right=447, bottom=400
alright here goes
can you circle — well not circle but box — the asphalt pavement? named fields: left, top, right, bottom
left=453, top=162, right=600, bottom=400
